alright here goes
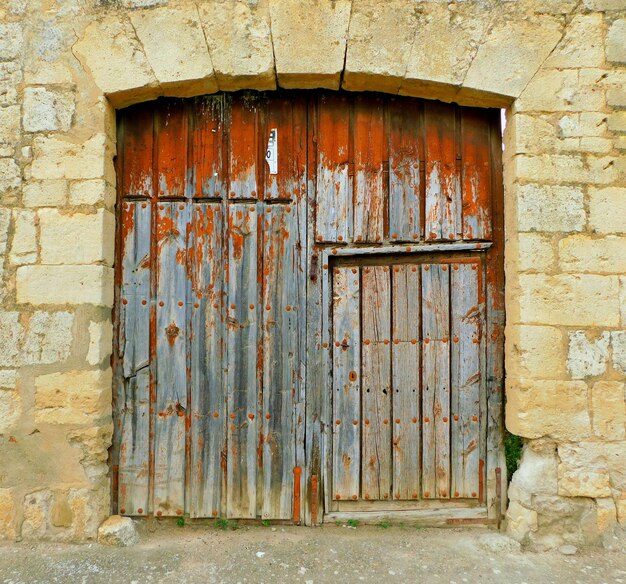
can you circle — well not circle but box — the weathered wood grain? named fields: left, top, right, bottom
left=226, top=204, right=259, bottom=518
left=316, top=93, right=351, bottom=243
left=188, top=203, right=225, bottom=518
left=120, top=107, right=154, bottom=199
left=388, top=98, right=422, bottom=242
left=229, top=95, right=260, bottom=200
left=421, top=263, right=451, bottom=499
left=154, top=202, right=189, bottom=516
left=391, top=264, right=421, bottom=500
left=424, top=101, right=461, bottom=241
left=451, top=262, right=481, bottom=499
left=155, top=101, right=188, bottom=198
left=353, top=95, right=385, bottom=243
left=332, top=266, right=361, bottom=501
left=117, top=201, right=151, bottom=516
left=361, top=266, right=392, bottom=500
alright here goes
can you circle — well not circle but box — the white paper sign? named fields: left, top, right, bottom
left=265, top=128, right=278, bottom=175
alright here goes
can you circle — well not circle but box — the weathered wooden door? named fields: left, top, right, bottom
left=113, top=92, right=504, bottom=524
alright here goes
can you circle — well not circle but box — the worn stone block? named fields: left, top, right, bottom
left=0, top=158, right=21, bottom=197
left=0, top=488, right=17, bottom=541
left=611, top=330, right=626, bottom=374
left=591, top=381, right=626, bottom=440
left=507, top=325, right=567, bottom=380
left=544, top=14, right=605, bottom=69
left=9, top=210, right=37, bottom=265
left=270, top=0, right=350, bottom=89
left=130, top=7, right=218, bottom=97
left=517, top=184, right=584, bottom=232
left=198, top=0, right=275, bottom=91
left=559, top=235, right=626, bottom=274
left=516, top=233, right=556, bottom=273
left=17, top=265, right=114, bottom=306
left=98, top=515, right=138, bottom=547
left=506, top=380, right=590, bottom=441
left=23, top=180, right=67, bottom=208
left=0, top=23, right=22, bottom=61
left=0, top=105, right=20, bottom=145
left=69, top=180, right=115, bottom=208
left=23, top=87, right=75, bottom=133
left=87, top=320, right=112, bottom=367
left=567, top=331, right=610, bottom=379
left=608, top=112, right=626, bottom=133
left=558, top=443, right=612, bottom=498
left=606, top=19, right=626, bottom=64
left=39, top=209, right=115, bottom=266
left=516, top=155, right=616, bottom=185
left=588, top=187, right=626, bottom=234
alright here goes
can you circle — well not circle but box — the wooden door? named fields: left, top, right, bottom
left=112, top=92, right=504, bottom=523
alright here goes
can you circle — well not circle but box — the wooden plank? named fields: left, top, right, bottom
left=154, top=201, right=189, bottom=516
left=188, top=203, right=225, bottom=518
left=315, top=93, right=351, bottom=243
left=120, top=107, right=154, bottom=199
left=421, top=263, right=450, bottom=499
left=353, top=95, right=385, bottom=243
left=451, top=262, right=481, bottom=500
left=424, top=101, right=461, bottom=241
left=117, top=201, right=151, bottom=516
left=189, top=96, right=226, bottom=199
left=228, top=96, right=260, bottom=200
left=461, top=108, right=492, bottom=240
left=388, top=98, right=421, bottom=242
left=361, top=265, right=392, bottom=500
left=263, top=96, right=307, bottom=201
left=391, top=264, right=420, bottom=500
left=329, top=241, right=492, bottom=257
left=332, top=266, right=361, bottom=501
left=155, top=101, right=188, bottom=198
left=262, top=204, right=300, bottom=519
left=226, top=203, right=259, bottom=518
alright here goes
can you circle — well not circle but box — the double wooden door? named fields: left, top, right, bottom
left=113, top=92, right=504, bottom=523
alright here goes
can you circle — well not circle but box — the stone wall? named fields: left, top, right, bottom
left=0, top=0, right=624, bottom=547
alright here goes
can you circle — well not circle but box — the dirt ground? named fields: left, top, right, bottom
left=1, top=522, right=625, bottom=584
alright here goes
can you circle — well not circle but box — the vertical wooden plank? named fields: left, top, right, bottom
left=229, top=96, right=260, bottom=200
left=361, top=266, right=392, bottom=500
left=264, top=96, right=307, bottom=201
left=154, top=201, right=189, bottom=516
left=421, top=263, right=450, bottom=499
left=262, top=205, right=300, bottom=519
left=189, top=96, right=226, bottom=199
left=353, top=95, right=385, bottom=243
left=391, top=264, right=420, bottom=500
left=461, top=109, right=492, bottom=240
left=120, top=107, right=154, bottom=199
left=117, top=201, right=151, bottom=516
left=226, top=203, right=259, bottom=518
left=424, top=101, right=461, bottom=241
left=315, top=93, right=351, bottom=243
left=332, top=266, right=360, bottom=501
left=188, top=203, right=225, bottom=518
left=155, top=101, right=188, bottom=198
left=451, top=262, right=481, bottom=499
left=388, top=98, right=421, bottom=242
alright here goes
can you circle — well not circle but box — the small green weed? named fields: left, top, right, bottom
left=215, top=517, right=238, bottom=530
left=262, top=519, right=271, bottom=527
left=176, top=516, right=185, bottom=528
left=346, top=519, right=359, bottom=528
left=505, top=430, right=523, bottom=481
left=377, top=521, right=389, bottom=529
left=335, top=520, right=343, bottom=526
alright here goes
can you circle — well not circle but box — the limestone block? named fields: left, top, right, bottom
left=31, top=134, right=114, bottom=182
left=24, top=62, right=73, bottom=86
left=506, top=380, right=590, bottom=441
left=0, top=158, right=21, bottom=196
left=0, top=386, right=21, bottom=434
left=343, top=0, right=418, bottom=93
left=516, top=155, right=616, bottom=185
left=0, top=105, right=20, bottom=145
left=9, top=210, right=37, bottom=265
left=87, top=320, right=112, bottom=367
left=198, top=0, right=275, bottom=91
left=507, top=325, right=567, bottom=380
left=588, top=187, right=626, bottom=234
left=596, top=498, right=618, bottom=533
left=612, top=330, right=626, bottom=374
left=509, top=114, right=557, bottom=155
left=584, top=0, right=626, bottom=9
left=517, top=184, right=584, bottom=232
left=98, top=515, right=138, bottom=547
left=516, top=233, right=556, bottom=273
left=579, top=137, right=612, bottom=154
left=0, top=23, right=22, bottom=61
left=567, top=331, right=610, bottom=379
left=517, top=274, right=620, bottom=327
left=463, top=14, right=562, bottom=99
left=17, top=265, right=114, bottom=306
left=39, top=209, right=115, bottom=266
left=0, top=61, right=22, bottom=107
left=23, top=87, right=75, bottom=133
left=608, top=112, right=626, bottom=133
left=69, top=179, right=115, bottom=208
left=506, top=500, right=538, bottom=543
left=510, top=446, right=559, bottom=496
left=269, top=0, right=350, bottom=89
left=621, top=277, right=626, bottom=327
left=559, top=235, right=626, bottom=275
left=544, top=14, right=605, bottom=69
left=0, top=488, right=17, bottom=541
left=121, top=0, right=166, bottom=6
left=35, top=369, right=112, bottom=425
left=0, top=370, right=16, bottom=389
left=23, top=180, right=67, bottom=208
left=130, top=7, right=218, bottom=97
left=67, top=423, right=113, bottom=481
left=617, top=499, right=626, bottom=526
left=558, top=443, right=612, bottom=498
left=591, top=381, right=626, bottom=440
left=51, top=494, right=73, bottom=528
left=607, top=87, right=626, bottom=108
left=73, top=19, right=160, bottom=107
left=558, top=113, right=607, bottom=139
left=401, top=1, right=490, bottom=97
left=0, top=208, right=9, bottom=255
left=21, top=490, right=52, bottom=539
left=606, top=19, right=626, bottom=64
